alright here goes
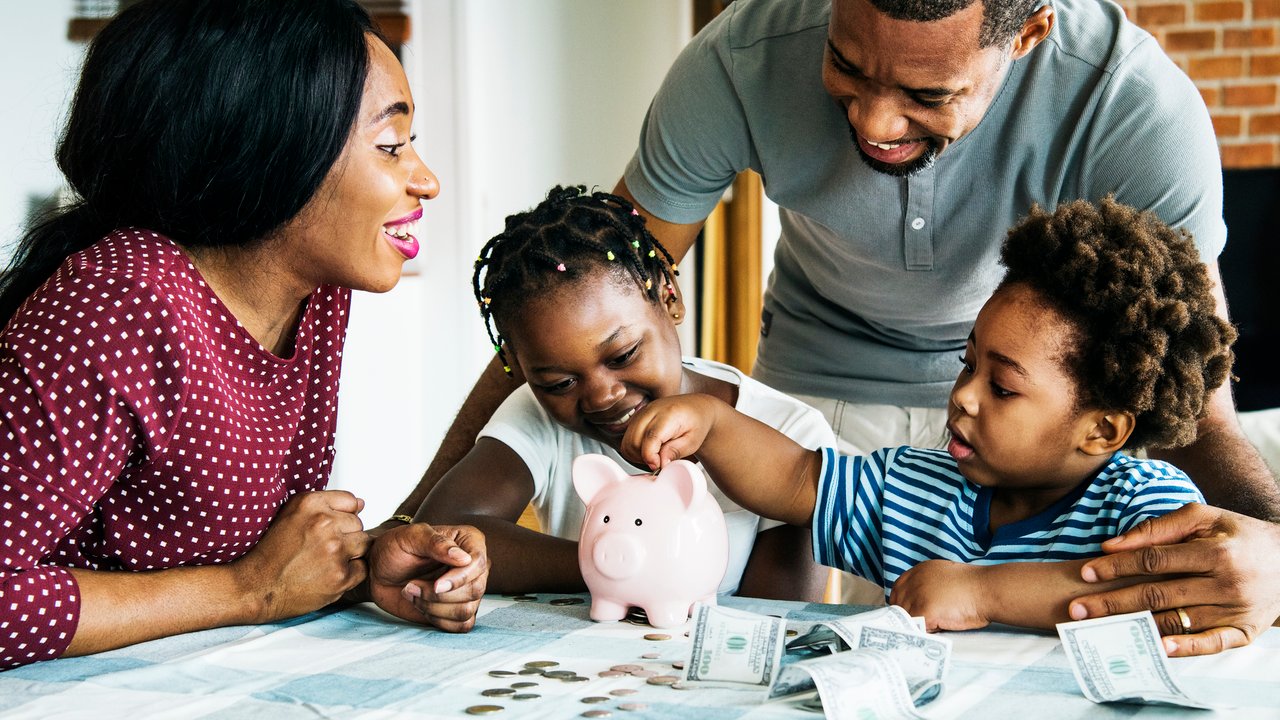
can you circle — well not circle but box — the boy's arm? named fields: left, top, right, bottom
left=623, top=394, right=822, bottom=527
left=890, top=559, right=1150, bottom=632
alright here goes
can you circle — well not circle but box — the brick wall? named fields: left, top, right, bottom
left=1119, top=0, right=1280, bottom=168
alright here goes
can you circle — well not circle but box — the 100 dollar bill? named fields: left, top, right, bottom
left=1056, top=610, right=1215, bottom=709
left=682, top=603, right=787, bottom=688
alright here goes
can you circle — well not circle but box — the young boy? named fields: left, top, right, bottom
left=622, top=197, right=1236, bottom=633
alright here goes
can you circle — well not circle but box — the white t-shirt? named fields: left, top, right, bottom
left=480, top=357, right=837, bottom=595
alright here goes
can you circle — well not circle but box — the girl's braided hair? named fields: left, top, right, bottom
left=472, top=185, right=679, bottom=374
left=999, top=196, right=1236, bottom=449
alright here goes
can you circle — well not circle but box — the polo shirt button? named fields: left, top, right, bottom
left=910, top=217, right=925, bottom=230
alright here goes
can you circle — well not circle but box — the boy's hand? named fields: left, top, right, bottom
left=621, top=394, right=721, bottom=470
left=890, top=560, right=991, bottom=632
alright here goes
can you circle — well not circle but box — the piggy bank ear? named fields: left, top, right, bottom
left=654, top=459, right=708, bottom=510
left=572, top=454, right=630, bottom=504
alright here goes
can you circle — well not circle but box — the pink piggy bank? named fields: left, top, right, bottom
left=572, top=454, right=729, bottom=628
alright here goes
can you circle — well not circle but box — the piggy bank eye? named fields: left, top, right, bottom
left=634, top=518, right=643, bottom=527
left=603, top=516, right=610, bottom=524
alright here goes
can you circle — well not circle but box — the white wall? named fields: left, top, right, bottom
left=329, top=1, right=693, bottom=524
left=0, top=0, right=83, bottom=253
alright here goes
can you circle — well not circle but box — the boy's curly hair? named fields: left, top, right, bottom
left=999, top=197, right=1236, bottom=450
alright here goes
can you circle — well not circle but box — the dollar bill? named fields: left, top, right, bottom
left=786, top=605, right=919, bottom=653
left=681, top=603, right=787, bottom=688
left=856, top=625, right=950, bottom=704
left=1056, top=611, right=1215, bottom=709
left=767, top=649, right=924, bottom=719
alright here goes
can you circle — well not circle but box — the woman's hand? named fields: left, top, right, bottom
left=621, top=394, right=720, bottom=471
left=890, top=560, right=991, bottom=632
left=365, top=523, right=489, bottom=632
left=1071, top=503, right=1280, bottom=657
left=232, top=490, right=370, bottom=622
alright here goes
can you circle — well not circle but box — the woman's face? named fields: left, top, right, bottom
left=505, top=274, right=687, bottom=452
left=280, top=36, right=439, bottom=293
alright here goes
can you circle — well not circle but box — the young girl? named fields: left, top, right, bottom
left=417, top=185, right=836, bottom=600
left=622, top=197, right=1236, bottom=636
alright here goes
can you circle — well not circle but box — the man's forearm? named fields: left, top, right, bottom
left=396, top=355, right=525, bottom=517
left=1150, top=393, right=1280, bottom=522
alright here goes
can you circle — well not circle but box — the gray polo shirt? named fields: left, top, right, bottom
left=623, top=0, right=1224, bottom=408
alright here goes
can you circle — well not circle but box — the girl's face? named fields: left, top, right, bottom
left=278, top=36, right=439, bottom=293
left=946, top=283, right=1114, bottom=502
left=506, top=274, right=686, bottom=451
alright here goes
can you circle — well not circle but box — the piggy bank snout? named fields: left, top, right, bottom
left=590, top=532, right=646, bottom=581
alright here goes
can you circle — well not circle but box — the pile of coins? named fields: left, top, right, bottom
left=466, top=596, right=701, bottom=716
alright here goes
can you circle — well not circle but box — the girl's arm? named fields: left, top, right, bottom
left=889, top=558, right=1151, bottom=632
left=623, top=394, right=822, bottom=528
left=414, top=438, right=584, bottom=594
left=736, top=524, right=829, bottom=602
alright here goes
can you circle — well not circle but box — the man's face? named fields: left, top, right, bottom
left=823, top=0, right=1028, bottom=177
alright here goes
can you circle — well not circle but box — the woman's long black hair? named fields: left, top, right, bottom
left=0, top=0, right=382, bottom=324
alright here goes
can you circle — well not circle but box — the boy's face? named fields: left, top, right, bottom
left=947, top=283, right=1107, bottom=498
left=504, top=275, right=686, bottom=452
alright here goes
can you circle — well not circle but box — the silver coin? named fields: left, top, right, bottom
left=581, top=711, right=612, bottom=719
left=543, top=670, right=575, bottom=679
left=618, top=703, right=650, bottom=712
left=512, top=595, right=538, bottom=602
left=643, top=633, right=671, bottom=641
left=517, top=668, right=545, bottom=676
left=488, top=670, right=516, bottom=677
left=609, top=688, right=638, bottom=697
left=510, top=693, right=540, bottom=701
left=525, top=660, right=559, bottom=669
left=564, top=675, right=590, bottom=683
left=581, top=696, right=611, bottom=704
left=509, top=681, right=538, bottom=689
left=550, top=597, right=585, bottom=606
left=481, top=688, right=516, bottom=697
left=465, top=705, right=505, bottom=715
left=647, top=675, right=679, bottom=686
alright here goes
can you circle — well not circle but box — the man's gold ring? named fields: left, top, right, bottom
left=1175, top=607, right=1193, bottom=634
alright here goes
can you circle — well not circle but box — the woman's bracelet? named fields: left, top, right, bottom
left=387, top=514, right=415, bottom=525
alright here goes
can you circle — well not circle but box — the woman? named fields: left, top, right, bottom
left=0, top=0, right=487, bottom=670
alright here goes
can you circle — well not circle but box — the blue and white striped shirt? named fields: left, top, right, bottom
left=811, top=447, right=1204, bottom=597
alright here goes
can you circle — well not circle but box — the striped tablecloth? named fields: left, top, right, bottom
left=1, top=594, right=1276, bottom=719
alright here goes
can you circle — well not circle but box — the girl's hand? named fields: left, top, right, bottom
left=890, top=560, right=991, bottom=632
left=621, top=394, right=721, bottom=471
left=366, top=522, right=489, bottom=632
left=232, top=490, right=370, bottom=622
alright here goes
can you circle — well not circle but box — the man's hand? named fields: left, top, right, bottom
left=1071, top=503, right=1280, bottom=657
left=890, top=560, right=990, bottom=632
left=365, top=523, right=489, bottom=632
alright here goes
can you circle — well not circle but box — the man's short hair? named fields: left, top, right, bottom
left=869, top=0, right=1043, bottom=48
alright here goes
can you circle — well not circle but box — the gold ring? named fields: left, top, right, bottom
left=1175, top=607, right=1193, bottom=634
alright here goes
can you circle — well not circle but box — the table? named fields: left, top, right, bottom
left=1, top=594, right=1276, bottom=719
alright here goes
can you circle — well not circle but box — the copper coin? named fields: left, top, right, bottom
left=465, top=706, right=504, bottom=715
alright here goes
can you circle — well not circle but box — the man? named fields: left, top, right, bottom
left=371, top=0, right=1280, bottom=656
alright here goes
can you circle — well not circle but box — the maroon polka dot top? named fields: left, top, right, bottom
left=0, top=229, right=350, bottom=669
